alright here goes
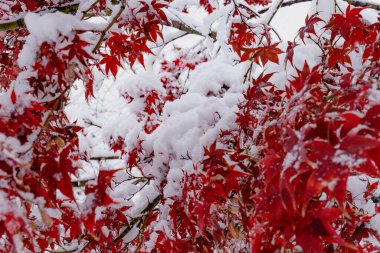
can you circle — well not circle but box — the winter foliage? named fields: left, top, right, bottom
left=0, top=0, right=379, bottom=252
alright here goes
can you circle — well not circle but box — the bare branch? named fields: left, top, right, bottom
left=0, top=4, right=80, bottom=31
left=265, top=0, right=286, bottom=25
left=168, top=20, right=217, bottom=40
left=258, top=0, right=312, bottom=14
left=92, top=4, right=125, bottom=53
left=108, top=196, right=160, bottom=250
left=346, top=0, right=380, bottom=9
left=89, top=156, right=121, bottom=161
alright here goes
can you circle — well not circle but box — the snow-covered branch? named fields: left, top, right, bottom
left=1, top=0, right=378, bottom=32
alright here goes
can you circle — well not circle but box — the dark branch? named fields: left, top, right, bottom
left=0, top=4, right=80, bottom=31
left=259, top=0, right=312, bottom=14
left=347, top=0, right=380, bottom=9
left=92, top=4, right=125, bottom=53
left=258, top=0, right=379, bottom=14
left=169, top=20, right=217, bottom=40
left=89, top=156, right=121, bottom=161
left=1, top=0, right=377, bottom=33
left=109, top=196, right=160, bottom=249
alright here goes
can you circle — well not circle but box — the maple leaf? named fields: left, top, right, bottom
left=326, top=5, right=365, bottom=41
left=96, top=169, right=122, bottom=206
left=289, top=61, right=310, bottom=92
left=327, top=47, right=351, bottom=68
left=340, top=135, right=380, bottom=156
left=107, top=32, right=129, bottom=53
left=56, top=172, right=75, bottom=201
left=252, top=43, right=283, bottom=66
left=21, top=0, right=37, bottom=11
left=364, top=105, right=380, bottom=131
left=99, top=54, right=122, bottom=78
left=61, top=35, right=93, bottom=64
left=50, top=145, right=77, bottom=201
left=84, top=70, right=95, bottom=100
left=284, top=41, right=298, bottom=67
left=98, top=169, right=121, bottom=189
left=152, top=0, right=168, bottom=22
left=298, top=14, right=323, bottom=42
left=224, top=168, right=246, bottom=194
left=339, top=112, right=362, bottom=133
left=10, top=89, right=16, bottom=104
left=240, top=49, right=253, bottom=62
left=364, top=181, right=379, bottom=200
left=200, top=0, right=214, bottom=13
left=203, top=142, right=227, bottom=165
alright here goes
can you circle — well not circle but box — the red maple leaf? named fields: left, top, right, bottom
left=253, top=43, right=283, bottom=66
left=99, top=54, right=122, bottom=78
left=298, top=14, right=323, bottom=42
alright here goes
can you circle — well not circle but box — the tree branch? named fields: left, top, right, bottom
left=346, top=0, right=380, bottom=9
left=1, top=1, right=377, bottom=32
left=0, top=4, right=80, bottom=31
left=258, top=0, right=312, bottom=14
left=169, top=20, right=217, bottom=40
left=264, top=0, right=286, bottom=25
left=92, top=4, right=125, bottom=53
left=107, top=196, right=160, bottom=250
left=258, top=0, right=380, bottom=14
left=89, top=156, right=121, bottom=161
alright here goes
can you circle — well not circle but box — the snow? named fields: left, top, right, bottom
left=187, top=59, right=243, bottom=95
left=282, top=149, right=298, bottom=169
left=142, top=89, right=241, bottom=181
left=18, top=12, right=94, bottom=67
left=333, top=151, right=367, bottom=168
left=271, top=2, right=309, bottom=41
left=123, top=224, right=140, bottom=244
left=117, top=69, right=166, bottom=98
left=25, top=12, right=83, bottom=42
left=260, top=0, right=285, bottom=25
left=46, top=1, right=380, bottom=251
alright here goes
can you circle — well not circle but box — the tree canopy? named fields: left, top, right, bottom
left=0, top=0, right=379, bottom=252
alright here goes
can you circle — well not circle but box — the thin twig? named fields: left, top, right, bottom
left=105, top=196, right=160, bottom=251
left=258, top=0, right=380, bottom=14
left=243, top=0, right=285, bottom=82
left=89, top=155, right=121, bottom=161
left=92, top=4, right=125, bottom=53
left=21, top=86, right=71, bottom=156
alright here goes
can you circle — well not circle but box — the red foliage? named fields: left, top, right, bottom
left=0, top=1, right=379, bottom=252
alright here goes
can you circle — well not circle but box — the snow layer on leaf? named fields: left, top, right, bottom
left=333, top=151, right=366, bottom=168
left=117, top=69, right=166, bottom=98
left=24, top=12, right=84, bottom=42
left=18, top=12, right=91, bottom=67
left=187, top=59, right=243, bottom=95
